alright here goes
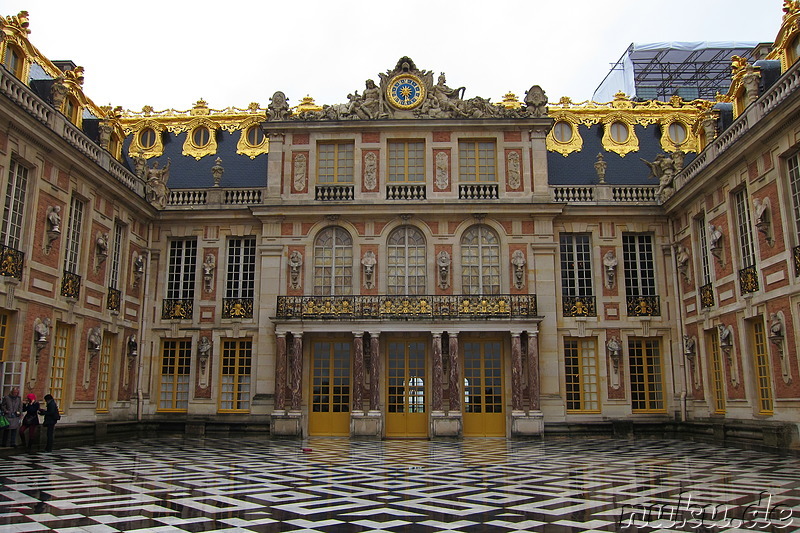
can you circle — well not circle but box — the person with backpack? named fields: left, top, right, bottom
left=40, top=394, right=60, bottom=452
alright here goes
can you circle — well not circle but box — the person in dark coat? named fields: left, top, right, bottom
left=1, top=387, right=22, bottom=447
left=40, top=394, right=60, bottom=452
left=19, top=393, right=40, bottom=450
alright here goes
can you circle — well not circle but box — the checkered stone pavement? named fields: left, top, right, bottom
left=0, top=436, right=798, bottom=532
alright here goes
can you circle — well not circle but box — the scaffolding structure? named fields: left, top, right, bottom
left=593, top=42, right=771, bottom=102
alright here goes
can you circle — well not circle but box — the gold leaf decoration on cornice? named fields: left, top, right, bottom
left=547, top=92, right=708, bottom=157
left=126, top=120, right=166, bottom=159
left=726, top=56, right=760, bottom=117
left=120, top=103, right=268, bottom=159
left=766, top=1, right=800, bottom=72
left=181, top=117, right=219, bottom=160
left=546, top=112, right=583, bottom=156
left=236, top=116, right=269, bottom=159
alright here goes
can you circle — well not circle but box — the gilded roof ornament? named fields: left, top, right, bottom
left=190, top=99, right=210, bottom=115
left=2, top=11, right=30, bottom=34
left=294, top=95, right=323, bottom=114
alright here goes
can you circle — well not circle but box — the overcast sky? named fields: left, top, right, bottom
left=3, top=0, right=782, bottom=112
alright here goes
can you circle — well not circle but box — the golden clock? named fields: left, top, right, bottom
left=387, top=74, right=426, bottom=110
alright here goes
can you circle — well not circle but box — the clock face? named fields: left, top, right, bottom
left=387, top=74, right=426, bottom=109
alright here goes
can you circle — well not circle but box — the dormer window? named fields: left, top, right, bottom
left=192, top=126, right=211, bottom=148
left=609, top=122, right=629, bottom=144
left=668, top=122, right=687, bottom=145
left=246, top=125, right=264, bottom=147
left=139, top=128, right=156, bottom=149
left=552, top=121, right=574, bottom=143
left=63, top=96, right=81, bottom=125
left=2, top=44, right=24, bottom=79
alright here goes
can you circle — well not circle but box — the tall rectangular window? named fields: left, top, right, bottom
left=64, top=196, right=84, bottom=273
left=159, top=339, right=191, bottom=411
left=109, top=222, right=124, bottom=290
left=166, top=239, right=197, bottom=299
left=789, top=153, right=800, bottom=242
left=559, top=234, right=593, bottom=297
left=696, top=216, right=711, bottom=286
left=564, top=338, right=599, bottom=412
left=752, top=319, right=773, bottom=415
left=219, top=339, right=252, bottom=412
left=1, top=159, right=28, bottom=249
left=629, top=338, right=665, bottom=412
left=317, top=142, right=354, bottom=184
left=226, top=237, right=256, bottom=299
left=388, top=141, right=425, bottom=183
left=707, top=329, right=725, bottom=414
left=96, top=333, right=113, bottom=413
left=623, top=234, right=656, bottom=297
left=0, top=311, right=9, bottom=362
left=50, top=324, right=72, bottom=408
left=459, top=140, right=496, bottom=182
left=733, top=188, right=756, bottom=268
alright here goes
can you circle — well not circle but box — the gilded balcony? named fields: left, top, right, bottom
left=60, top=270, right=81, bottom=299
left=699, top=282, right=714, bottom=309
left=626, top=295, right=661, bottom=317
left=794, top=245, right=800, bottom=276
left=106, top=287, right=121, bottom=313
left=562, top=295, right=596, bottom=317
left=738, top=265, right=759, bottom=294
left=276, top=294, right=537, bottom=320
left=162, top=298, right=194, bottom=320
left=222, top=297, right=254, bottom=319
left=0, top=244, right=24, bottom=279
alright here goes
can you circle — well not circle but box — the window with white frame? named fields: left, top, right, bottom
left=622, top=234, right=656, bottom=297
left=226, top=237, right=256, bottom=300
left=1, top=159, right=29, bottom=250
left=64, top=196, right=84, bottom=274
left=461, top=225, right=500, bottom=294
left=313, top=227, right=353, bottom=296
left=559, top=234, right=593, bottom=297
left=109, top=221, right=124, bottom=290
left=387, top=226, right=426, bottom=295
left=787, top=152, right=800, bottom=243
left=166, top=239, right=197, bottom=300
left=733, top=188, right=756, bottom=269
left=696, top=215, right=712, bottom=286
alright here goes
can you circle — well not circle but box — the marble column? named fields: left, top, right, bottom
left=527, top=331, right=540, bottom=411
left=448, top=332, right=460, bottom=412
left=290, top=332, right=303, bottom=411
left=275, top=334, right=287, bottom=411
left=511, top=331, right=523, bottom=411
left=370, top=332, right=381, bottom=411
left=352, top=332, right=364, bottom=413
left=432, top=332, right=444, bottom=412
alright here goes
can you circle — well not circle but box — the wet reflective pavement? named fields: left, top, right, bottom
left=0, top=436, right=798, bottom=532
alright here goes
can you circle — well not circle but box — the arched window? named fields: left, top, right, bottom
left=387, top=226, right=426, bottom=295
left=314, top=227, right=353, bottom=295
left=609, top=121, right=629, bottom=143
left=139, top=128, right=156, bottom=149
left=2, top=45, right=24, bottom=79
left=192, top=126, right=211, bottom=147
left=461, top=225, right=500, bottom=294
left=552, top=121, right=573, bottom=143
left=246, top=125, right=265, bottom=146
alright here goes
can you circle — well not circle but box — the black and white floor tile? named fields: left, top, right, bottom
left=0, top=436, right=798, bottom=532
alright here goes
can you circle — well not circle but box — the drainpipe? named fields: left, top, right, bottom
left=136, top=220, right=153, bottom=422
left=670, top=228, right=688, bottom=423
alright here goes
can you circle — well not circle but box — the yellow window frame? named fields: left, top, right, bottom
left=629, top=337, right=666, bottom=413
left=317, top=142, right=354, bottom=184
left=218, top=338, right=252, bottom=413
left=388, top=140, right=425, bottom=183
left=458, top=139, right=497, bottom=183
left=752, top=319, right=774, bottom=415
left=564, top=337, right=601, bottom=413
left=158, top=339, right=192, bottom=412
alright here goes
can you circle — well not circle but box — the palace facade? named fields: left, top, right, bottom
left=1, top=4, right=799, bottom=450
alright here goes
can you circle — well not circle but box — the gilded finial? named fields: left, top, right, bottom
left=499, top=92, right=522, bottom=109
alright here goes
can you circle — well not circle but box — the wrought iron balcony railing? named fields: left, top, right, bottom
left=276, top=294, right=537, bottom=320
left=562, top=295, right=596, bottom=317
left=0, top=243, right=24, bottom=279
left=699, top=282, right=714, bottom=309
left=626, top=295, right=661, bottom=317
left=738, top=265, right=759, bottom=294
left=222, top=297, right=254, bottom=319
left=106, top=287, right=121, bottom=313
left=794, top=245, right=800, bottom=277
left=315, top=185, right=354, bottom=201
left=162, top=298, right=194, bottom=320
left=60, top=270, right=81, bottom=299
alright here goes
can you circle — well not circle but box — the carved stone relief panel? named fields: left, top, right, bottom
left=434, top=149, right=450, bottom=191
left=505, top=149, right=522, bottom=191
left=362, top=150, right=379, bottom=192
left=292, top=152, right=308, bottom=194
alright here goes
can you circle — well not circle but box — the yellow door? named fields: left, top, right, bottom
left=462, top=340, right=505, bottom=436
left=308, top=341, right=351, bottom=436
left=386, top=339, right=427, bottom=437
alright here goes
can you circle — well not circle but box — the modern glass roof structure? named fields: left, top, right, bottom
left=593, top=41, right=771, bottom=102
